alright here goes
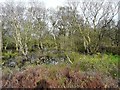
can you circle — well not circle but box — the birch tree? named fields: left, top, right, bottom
left=79, top=0, right=118, bottom=53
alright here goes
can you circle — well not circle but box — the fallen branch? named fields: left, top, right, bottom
left=66, top=54, right=73, bottom=64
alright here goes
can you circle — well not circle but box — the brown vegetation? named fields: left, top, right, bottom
left=2, top=66, right=118, bottom=88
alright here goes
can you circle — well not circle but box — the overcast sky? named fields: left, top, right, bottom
left=0, top=0, right=119, bottom=8
left=0, top=0, right=66, bottom=8
left=41, top=0, right=65, bottom=8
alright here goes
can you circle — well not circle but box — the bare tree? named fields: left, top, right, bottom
left=78, top=0, right=119, bottom=53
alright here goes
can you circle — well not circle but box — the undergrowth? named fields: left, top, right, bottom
left=1, top=53, right=119, bottom=88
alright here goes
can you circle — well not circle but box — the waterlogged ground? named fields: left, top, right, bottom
left=1, top=53, right=120, bottom=88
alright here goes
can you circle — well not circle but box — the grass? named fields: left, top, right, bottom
left=1, top=52, right=119, bottom=88
left=68, top=52, right=119, bottom=78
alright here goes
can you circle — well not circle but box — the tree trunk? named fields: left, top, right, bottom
left=0, top=35, right=1, bottom=60
left=0, top=20, right=2, bottom=88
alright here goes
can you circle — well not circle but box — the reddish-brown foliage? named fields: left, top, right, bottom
left=1, top=66, right=118, bottom=88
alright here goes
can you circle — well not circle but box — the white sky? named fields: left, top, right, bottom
left=0, top=0, right=119, bottom=8
left=0, top=0, right=66, bottom=8
left=41, top=0, right=65, bottom=8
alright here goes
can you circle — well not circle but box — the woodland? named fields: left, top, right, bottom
left=0, top=0, right=120, bottom=88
